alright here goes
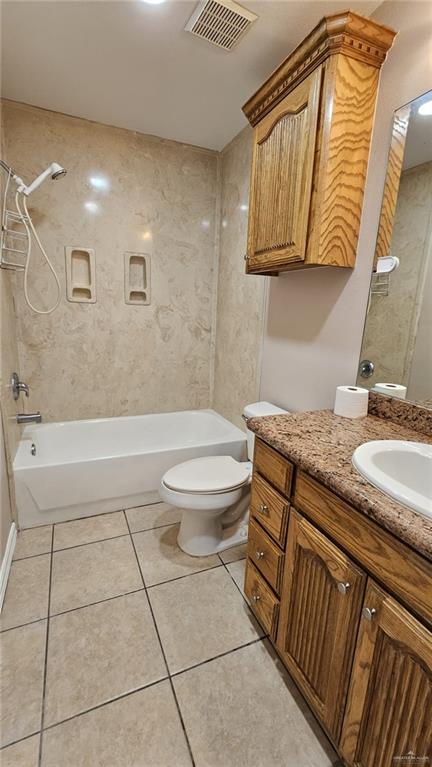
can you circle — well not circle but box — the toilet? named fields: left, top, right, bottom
left=159, top=402, right=287, bottom=556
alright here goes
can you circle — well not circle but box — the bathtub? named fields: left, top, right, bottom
left=13, top=409, right=247, bottom=527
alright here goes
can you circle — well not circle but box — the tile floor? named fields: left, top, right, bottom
left=0, top=501, right=340, bottom=766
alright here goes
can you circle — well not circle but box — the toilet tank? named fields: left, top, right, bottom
left=243, top=402, right=288, bottom=461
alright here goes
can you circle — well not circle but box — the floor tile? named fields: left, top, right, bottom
left=219, top=542, right=247, bottom=564
left=226, top=558, right=246, bottom=597
left=148, top=566, right=263, bottom=673
left=0, top=621, right=47, bottom=748
left=41, top=682, right=192, bottom=767
left=50, top=536, right=142, bottom=615
left=133, top=524, right=220, bottom=586
left=13, top=526, right=52, bottom=560
left=53, top=511, right=128, bottom=550
left=173, top=640, right=338, bottom=767
left=44, top=591, right=167, bottom=726
left=126, top=502, right=182, bottom=532
left=0, top=734, right=40, bottom=767
left=0, top=555, right=51, bottom=631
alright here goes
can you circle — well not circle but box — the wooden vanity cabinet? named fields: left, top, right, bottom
left=245, top=438, right=432, bottom=766
left=340, top=580, right=432, bottom=767
left=242, top=12, right=396, bottom=275
left=276, top=511, right=366, bottom=742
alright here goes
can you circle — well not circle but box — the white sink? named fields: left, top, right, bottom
left=352, top=440, right=432, bottom=520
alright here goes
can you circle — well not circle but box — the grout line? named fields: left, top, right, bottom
left=0, top=616, right=49, bottom=635
left=38, top=525, right=54, bottom=767
left=124, top=513, right=197, bottom=767
left=0, top=589, right=146, bottom=633
left=49, top=587, right=146, bottom=620
left=219, top=556, right=250, bottom=604
left=52, top=532, right=130, bottom=555
left=41, top=676, right=169, bottom=734
left=13, top=550, right=52, bottom=563
left=129, top=520, right=181, bottom=535
left=13, top=531, right=129, bottom=561
left=170, top=636, right=265, bottom=679
left=14, top=524, right=181, bottom=562
left=1, top=730, right=41, bottom=753
left=145, top=562, right=224, bottom=590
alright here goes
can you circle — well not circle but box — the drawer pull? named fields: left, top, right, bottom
left=255, top=550, right=265, bottom=560
left=337, top=581, right=351, bottom=595
left=251, top=593, right=261, bottom=603
left=258, top=503, right=269, bottom=516
left=362, top=606, right=377, bottom=621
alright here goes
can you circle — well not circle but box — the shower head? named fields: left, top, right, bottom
left=50, top=163, right=67, bottom=181
left=15, top=162, right=67, bottom=196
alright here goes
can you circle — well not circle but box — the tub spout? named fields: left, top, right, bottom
left=16, top=412, right=42, bottom=424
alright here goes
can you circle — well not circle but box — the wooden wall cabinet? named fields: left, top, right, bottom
left=242, top=12, right=396, bottom=275
left=245, top=438, right=432, bottom=765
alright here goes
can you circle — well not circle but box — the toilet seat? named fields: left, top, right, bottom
left=162, top=456, right=251, bottom=495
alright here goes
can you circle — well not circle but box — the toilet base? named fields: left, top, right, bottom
left=177, top=496, right=249, bottom=557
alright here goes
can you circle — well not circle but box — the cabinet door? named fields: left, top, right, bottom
left=246, top=67, right=321, bottom=273
left=276, top=510, right=366, bottom=742
left=340, top=580, right=432, bottom=767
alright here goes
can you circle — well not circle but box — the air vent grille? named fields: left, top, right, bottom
left=185, top=0, right=257, bottom=51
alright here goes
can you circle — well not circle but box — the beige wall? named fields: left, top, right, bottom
left=259, top=0, right=432, bottom=412
left=2, top=101, right=218, bottom=422
left=212, top=127, right=266, bottom=429
left=360, top=162, right=432, bottom=392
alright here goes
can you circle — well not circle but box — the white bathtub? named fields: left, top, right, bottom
left=13, top=409, right=247, bottom=527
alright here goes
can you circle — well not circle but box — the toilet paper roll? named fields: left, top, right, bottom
left=334, top=386, right=369, bottom=419
left=372, top=383, right=407, bottom=400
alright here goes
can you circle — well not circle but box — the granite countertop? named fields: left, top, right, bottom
left=247, top=410, right=432, bottom=562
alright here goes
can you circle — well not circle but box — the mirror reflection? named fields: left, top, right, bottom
left=358, top=90, right=432, bottom=407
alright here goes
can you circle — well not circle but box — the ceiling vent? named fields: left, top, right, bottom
left=185, top=0, right=257, bottom=51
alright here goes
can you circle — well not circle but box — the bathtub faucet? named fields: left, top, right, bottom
left=16, top=412, right=42, bottom=425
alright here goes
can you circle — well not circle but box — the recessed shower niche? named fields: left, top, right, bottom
left=124, top=252, right=151, bottom=305
left=65, top=247, right=96, bottom=303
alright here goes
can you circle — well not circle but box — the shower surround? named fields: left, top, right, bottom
left=2, top=100, right=220, bottom=422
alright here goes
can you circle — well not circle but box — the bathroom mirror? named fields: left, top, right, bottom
left=357, top=90, right=432, bottom=408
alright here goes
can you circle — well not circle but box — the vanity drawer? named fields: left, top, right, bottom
left=250, top=473, right=290, bottom=547
left=247, top=518, right=284, bottom=594
left=254, top=438, right=293, bottom=497
left=244, top=559, right=279, bottom=638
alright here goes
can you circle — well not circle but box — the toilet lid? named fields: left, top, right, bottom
left=163, top=456, right=250, bottom=494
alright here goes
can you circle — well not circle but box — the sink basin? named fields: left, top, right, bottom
left=352, top=440, right=432, bottom=520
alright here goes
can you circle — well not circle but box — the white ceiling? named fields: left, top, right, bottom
left=1, top=0, right=380, bottom=151
left=403, top=91, right=432, bottom=170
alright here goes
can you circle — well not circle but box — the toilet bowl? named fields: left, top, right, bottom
left=159, top=402, right=287, bottom=557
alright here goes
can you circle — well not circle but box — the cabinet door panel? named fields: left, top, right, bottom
left=340, top=580, right=432, bottom=767
left=276, top=510, right=366, bottom=742
left=247, top=67, right=322, bottom=272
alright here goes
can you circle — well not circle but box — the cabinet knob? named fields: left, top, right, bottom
left=362, top=607, right=377, bottom=621
left=258, top=503, right=269, bottom=517
left=337, top=581, right=351, bottom=595
left=255, top=550, right=265, bottom=560
left=251, top=593, right=261, bottom=603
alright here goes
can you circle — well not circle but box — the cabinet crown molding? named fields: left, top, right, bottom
left=242, top=10, right=396, bottom=126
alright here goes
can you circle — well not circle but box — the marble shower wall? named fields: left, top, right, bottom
left=2, top=101, right=219, bottom=422
left=360, top=161, right=432, bottom=396
left=212, top=127, right=267, bottom=429
left=0, top=102, right=23, bottom=542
